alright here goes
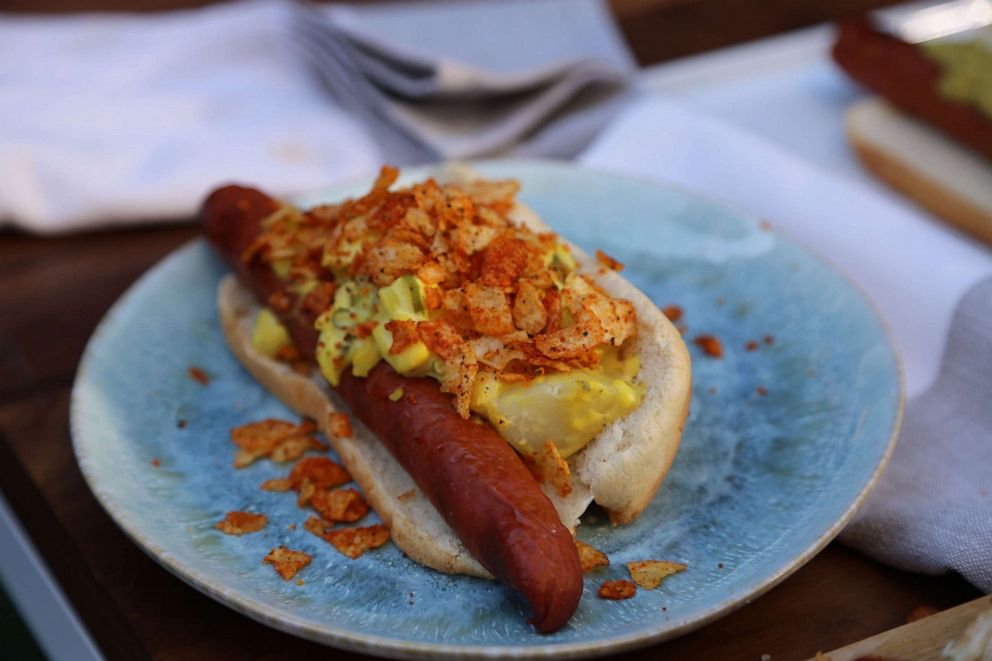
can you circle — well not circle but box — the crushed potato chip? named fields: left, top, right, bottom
left=388, top=387, right=404, bottom=402
left=215, top=511, right=267, bottom=536
left=397, top=490, right=417, bottom=502
left=241, top=167, right=643, bottom=400
left=289, top=457, right=350, bottom=490
left=232, top=419, right=297, bottom=453
left=627, top=560, right=686, bottom=590
left=263, top=546, right=311, bottom=580
left=270, top=435, right=326, bottom=463
left=465, top=283, right=515, bottom=336
left=260, top=478, right=292, bottom=492
left=512, top=281, right=547, bottom=335
left=327, top=412, right=353, bottom=438
left=595, top=249, right=624, bottom=272
left=297, top=478, right=316, bottom=507
left=575, top=540, right=609, bottom=573
left=231, top=418, right=323, bottom=468
left=598, top=580, right=636, bottom=600
left=304, top=516, right=333, bottom=538
left=324, top=524, right=390, bottom=559
left=528, top=441, right=572, bottom=497
left=310, top=488, right=369, bottom=523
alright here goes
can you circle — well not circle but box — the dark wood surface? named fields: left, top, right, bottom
left=0, top=1, right=982, bottom=660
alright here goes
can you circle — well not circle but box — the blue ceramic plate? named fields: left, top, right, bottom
left=71, top=161, right=902, bottom=658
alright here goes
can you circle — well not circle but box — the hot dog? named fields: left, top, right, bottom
left=831, top=20, right=992, bottom=245
left=204, top=183, right=582, bottom=632
left=203, top=166, right=692, bottom=631
left=833, top=19, right=992, bottom=160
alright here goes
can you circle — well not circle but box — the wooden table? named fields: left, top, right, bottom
left=0, top=1, right=982, bottom=659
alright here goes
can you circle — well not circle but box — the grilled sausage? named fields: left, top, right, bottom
left=202, top=185, right=583, bottom=632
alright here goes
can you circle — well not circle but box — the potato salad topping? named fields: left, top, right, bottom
left=245, top=166, right=643, bottom=459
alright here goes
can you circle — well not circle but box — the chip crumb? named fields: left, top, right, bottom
left=763, top=334, right=775, bottom=345
left=388, top=387, right=405, bottom=402
left=627, top=560, right=686, bottom=590
left=287, top=523, right=297, bottom=530
left=759, top=220, right=773, bottom=231
left=744, top=340, right=759, bottom=352
left=261, top=478, right=292, bottom=492
left=324, top=524, right=390, bottom=559
left=177, top=419, right=188, bottom=429
left=297, top=478, right=316, bottom=507
left=756, top=386, right=767, bottom=396
left=263, top=546, right=311, bottom=580
left=328, top=412, right=353, bottom=438
left=761, top=654, right=771, bottom=661
left=151, top=458, right=161, bottom=468
left=598, top=580, right=636, bottom=600
left=662, top=305, right=683, bottom=323
left=814, top=653, right=829, bottom=661
left=215, top=511, right=268, bottom=536
left=692, top=335, right=723, bottom=358
left=575, top=540, right=609, bottom=573
left=304, top=516, right=333, bottom=538
left=906, top=604, right=939, bottom=623
left=231, top=418, right=318, bottom=468
left=271, top=434, right=326, bottom=463
left=708, top=386, right=717, bottom=396
left=289, top=457, right=351, bottom=491
left=595, top=249, right=624, bottom=272
left=187, top=366, right=210, bottom=385
left=310, top=488, right=369, bottom=523
left=397, top=490, right=417, bottom=502
left=526, top=441, right=572, bottom=497
left=295, top=578, right=304, bottom=586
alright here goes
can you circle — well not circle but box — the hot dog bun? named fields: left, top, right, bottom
left=217, top=165, right=692, bottom=576
left=847, top=97, right=992, bottom=245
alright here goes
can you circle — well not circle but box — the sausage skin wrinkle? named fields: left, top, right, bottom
left=202, top=185, right=583, bottom=633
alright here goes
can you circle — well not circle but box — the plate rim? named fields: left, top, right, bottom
left=70, top=158, right=905, bottom=659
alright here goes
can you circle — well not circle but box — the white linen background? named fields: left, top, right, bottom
left=0, top=2, right=383, bottom=232
left=0, top=0, right=631, bottom=232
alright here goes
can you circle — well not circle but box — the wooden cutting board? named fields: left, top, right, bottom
left=812, top=595, right=992, bottom=661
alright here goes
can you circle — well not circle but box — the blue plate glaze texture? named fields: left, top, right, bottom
left=71, top=161, right=903, bottom=658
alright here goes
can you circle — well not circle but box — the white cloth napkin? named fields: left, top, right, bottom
left=581, top=94, right=992, bottom=591
left=0, top=0, right=631, bottom=234
left=0, top=1, right=382, bottom=234
left=293, top=0, right=632, bottom=164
